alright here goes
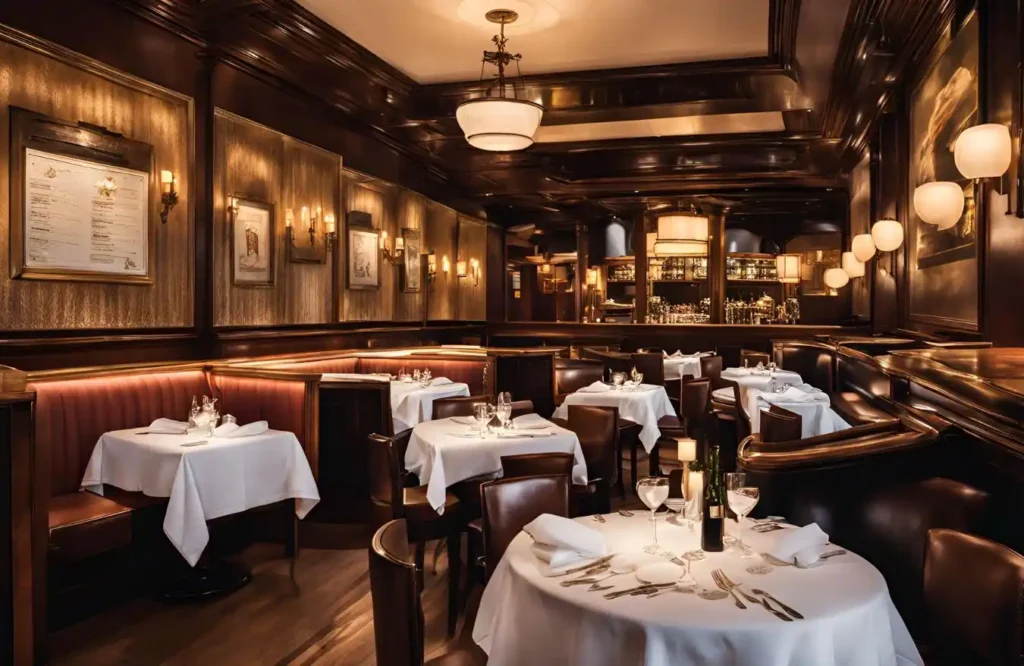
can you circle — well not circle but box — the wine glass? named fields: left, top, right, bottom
left=472, top=402, right=491, bottom=435
left=636, top=477, right=669, bottom=554
left=421, top=368, right=432, bottom=385
left=495, top=400, right=512, bottom=430
left=726, top=473, right=760, bottom=558
left=611, top=371, right=626, bottom=390
left=413, top=369, right=421, bottom=383
left=662, top=481, right=690, bottom=528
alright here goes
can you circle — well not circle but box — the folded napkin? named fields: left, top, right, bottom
left=578, top=381, right=611, bottom=394
left=147, top=418, right=190, bottom=434
left=769, top=523, right=829, bottom=566
left=668, top=350, right=684, bottom=358
left=530, top=543, right=593, bottom=572
left=524, top=514, right=607, bottom=559
left=213, top=420, right=269, bottom=438
left=513, top=413, right=551, bottom=430
left=322, top=372, right=390, bottom=383
left=429, top=377, right=453, bottom=386
left=760, top=386, right=826, bottom=404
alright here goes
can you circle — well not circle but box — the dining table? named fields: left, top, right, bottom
left=714, top=366, right=804, bottom=403
left=743, top=385, right=852, bottom=438
left=474, top=512, right=922, bottom=666
left=552, top=383, right=675, bottom=452
left=321, top=373, right=471, bottom=431
left=81, top=426, right=320, bottom=567
left=663, top=354, right=704, bottom=381
left=405, top=413, right=589, bottom=514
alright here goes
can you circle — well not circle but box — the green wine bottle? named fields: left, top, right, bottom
left=701, top=445, right=724, bottom=552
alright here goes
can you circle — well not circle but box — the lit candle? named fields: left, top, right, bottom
left=286, top=209, right=293, bottom=228
left=687, top=468, right=704, bottom=520
left=326, top=214, right=335, bottom=234
left=380, top=230, right=388, bottom=250
left=396, top=236, right=405, bottom=252
left=676, top=437, right=696, bottom=462
left=160, top=170, right=174, bottom=193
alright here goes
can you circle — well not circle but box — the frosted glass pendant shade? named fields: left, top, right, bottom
left=914, top=181, right=964, bottom=230
left=841, top=251, right=865, bottom=278
left=776, top=254, right=800, bottom=283
left=954, top=123, right=1012, bottom=179
left=871, top=219, right=904, bottom=252
left=456, top=98, right=544, bottom=151
left=852, top=233, right=876, bottom=262
left=653, top=215, right=708, bottom=256
left=824, top=267, right=850, bottom=290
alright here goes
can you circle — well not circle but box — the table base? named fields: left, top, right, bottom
left=158, top=558, right=252, bottom=602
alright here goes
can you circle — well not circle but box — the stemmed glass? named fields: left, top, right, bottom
left=421, top=368, right=432, bottom=385
left=473, top=402, right=493, bottom=436
left=636, top=477, right=669, bottom=554
left=725, top=473, right=760, bottom=557
left=495, top=398, right=512, bottom=431
left=611, top=371, right=626, bottom=390
left=413, top=369, right=421, bottom=383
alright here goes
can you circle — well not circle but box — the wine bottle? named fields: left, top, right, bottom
left=701, top=445, right=724, bottom=552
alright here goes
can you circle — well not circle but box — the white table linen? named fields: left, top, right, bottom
left=405, top=415, right=588, bottom=514
left=81, top=428, right=319, bottom=567
left=552, top=385, right=675, bottom=453
left=664, top=356, right=703, bottom=381
left=474, top=513, right=922, bottom=666
left=721, top=367, right=803, bottom=403
left=390, top=379, right=471, bottom=431
left=743, top=385, right=851, bottom=438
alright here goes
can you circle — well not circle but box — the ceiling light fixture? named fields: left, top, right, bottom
left=653, top=214, right=708, bottom=256
left=456, top=10, right=543, bottom=152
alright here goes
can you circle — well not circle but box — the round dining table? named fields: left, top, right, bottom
left=473, top=512, right=922, bottom=666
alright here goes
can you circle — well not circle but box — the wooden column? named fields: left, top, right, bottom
left=194, top=51, right=217, bottom=356
left=635, top=211, right=649, bottom=323
left=708, top=211, right=727, bottom=323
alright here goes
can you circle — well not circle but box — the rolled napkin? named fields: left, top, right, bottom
left=147, top=418, right=190, bottom=434
left=524, top=513, right=607, bottom=559
left=769, top=523, right=829, bottom=565
left=321, top=372, right=390, bottom=383
left=577, top=381, right=612, bottom=394
left=428, top=377, right=453, bottom=386
left=213, top=420, right=269, bottom=438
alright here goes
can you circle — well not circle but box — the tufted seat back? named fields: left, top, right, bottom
left=207, top=374, right=310, bottom=458
left=31, top=369, right=211, bottom=496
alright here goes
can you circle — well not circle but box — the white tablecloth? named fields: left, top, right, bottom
left=405, top=415, right=588, bottom=513
left=553, top=385, right=674, bottom=453
left=743, top=385, right=851, bottom=438
left=390, top=380, right=471, bottom=431
left=81, top=428, right=320, bottom=566
left=474, top=513, right=922, bottom=666
left=720, top=367, right=803, bottom=403
left=664, top=357, right=702, bottom=381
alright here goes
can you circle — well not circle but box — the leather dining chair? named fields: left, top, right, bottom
left=631, top=352, right=665, bottom=386
left=481, top=474, right=570, bottom=580
left=509, top=399, right=534, bottom=419
left=500, top=452, right=575, bottom=479
left=679, top=377, right=712, bottom=459
left=369, top=518, right=487, bottom=666
left=923, top=528, right=1024, bottom=666
left=761, top=405, right=803, bottom=443
left=566, top=405, right=619, bottom=515
left=711, top=381, right=746, bottom=474
left=432, top=395, right=490, bottom=420
left=367, top=434, right=462, bottom=637
left=741, top=350, right=771, bottom=367
left=700, top=355, right=726, bottom=389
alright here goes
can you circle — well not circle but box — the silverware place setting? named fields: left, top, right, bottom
left=712, top=570, right=791, bottom=621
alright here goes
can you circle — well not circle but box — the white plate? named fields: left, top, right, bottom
left=635, top=562, right=685, bottom=585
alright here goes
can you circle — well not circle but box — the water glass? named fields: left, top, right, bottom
left=726, top=473, right=760, bottom=557
left=473, top=402, right=491, bottom=435
left=611, top=372, right=626, bottom=389
left=413, top=369, right=421, bottom=383
left=636, top=477, right=669, bottom=554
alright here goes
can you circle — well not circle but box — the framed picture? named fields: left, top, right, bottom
left=347, top=211, right=380, bottom=290
left=909, top=13, right=979, bottom=270
left=401, top=227, right=421, bottom=292
left=230, top=196, right=275, bottom=287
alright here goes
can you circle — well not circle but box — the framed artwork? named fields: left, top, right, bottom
left=909, top=13, right=979, bottom=270
left=401, top=227, right=421, bottom=292
left=347, top=211, right=380, bottom=290
left=231, top=196, right=275, bottom=287
left=9, top=106, right=154, bottom=284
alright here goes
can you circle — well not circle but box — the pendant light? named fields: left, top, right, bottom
left=456, top=10, right=544, bottom=152
left=841, top=251, right=865, bottom=278
left=776, top=254, right=801, bottom=283
left=653, top=214, right=709, bottom=256
left=824, top=267, right=850, bottom=290
left=852, top=233, right=876, bottom=262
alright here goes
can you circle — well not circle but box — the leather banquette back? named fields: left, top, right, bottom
left=271, top=355, right=492, bottom=396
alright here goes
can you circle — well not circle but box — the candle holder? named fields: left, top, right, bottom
left=286, top=206, right=329, bottom=264
left=381, top=230, right=405, bottom=265
left=159, top=170, right=178, bottom=224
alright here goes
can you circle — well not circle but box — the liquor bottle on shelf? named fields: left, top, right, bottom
left=701, top=445, right=724, bottom=552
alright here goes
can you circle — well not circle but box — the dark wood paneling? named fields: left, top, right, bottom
left=455, top=218, right=487, bottom=321
left=213, top=110, right=339, bottom=327
left=486, top=225, right=505, bottom=323
left=341, top=178, right=396, bottom=322
left=425, top=203, right=457, bottom=321
left=0, top=28, right=195, bottom=331
left=395, top=191, right=426, bottom=322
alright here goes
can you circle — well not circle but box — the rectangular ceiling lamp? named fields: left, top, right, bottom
left=776, top=254, right=801, bottom=283
left=653, top=215, right=708, bottom=256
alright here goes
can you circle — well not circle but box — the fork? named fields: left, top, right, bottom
left=710, top=569, right=746, bottom=609
left=715, top=570, right=791, bottom=621
left=592, top=514, right=607, bottom=523
left=751, top=588, right=804, bottom=619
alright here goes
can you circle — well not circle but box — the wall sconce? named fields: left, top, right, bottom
left=228, top=196, right=240, bottom=216
left=870, top=218, right=904, bottom=253
left=841, top=251, right=865, bottom=278
left=469, top=258, right=480, bottom=286
left=381, top=230, right=405, bottom=265
left=586, top=268, right=599, bottom=287
left=456, top=259, right=468, bottom=278
left=913, top=181, right=964, bottom=230
left=952, top=122, right=1016, bottom=216
left=159, top=170, right=178, bottom=224
left=325, top=214, right=336, bottom=252
left=426, top=253, right=437, bottom=281
left=851, top=233, right=876, bottom=262
left=442, top=255, right=451, bottom=274
left=824, top=267, right=850, bottom=292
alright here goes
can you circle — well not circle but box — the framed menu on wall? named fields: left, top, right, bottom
left=9, top=106, right=155, bottom=284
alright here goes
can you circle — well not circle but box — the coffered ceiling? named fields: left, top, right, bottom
left=294, top=0, right=770, bottom=83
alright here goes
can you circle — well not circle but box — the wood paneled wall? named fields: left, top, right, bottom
left=456, top=217, right=488, bottom=321
left=425, top=202, right=458, bottom=321
left=849, top=153, right=872, bottom=319
left=213, top=110, right=339, bottom=327
left=0, top=28, right=194, bottom=331
left=341, top=177, right=397, bottom=322
left=395, top=190, right=426, bottom=322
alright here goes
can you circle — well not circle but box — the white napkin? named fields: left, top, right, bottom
left=769, top=523, right=829, bottom=565
left=530, top=543, right=593, bottom=572
left=213, top=420, right=269, bottom=438
left=429, top=377, right=453, bottom=386
left=513, top=413, right=550, bottom=430
left=322, top=372, right=389, bottom=383
left=760, top=386, right=825, bottom=404
left=147, top=418, right=190, bottom=434
left=578, top=381, right=611, bottom=394
left=524, top=514, right=607, bottom=558
left=669, top=350, right=684, bottom=358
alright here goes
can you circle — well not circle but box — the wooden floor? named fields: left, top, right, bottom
left=49, top=457, right=653, bottom=666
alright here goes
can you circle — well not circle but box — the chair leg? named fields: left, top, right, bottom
left=432, top=540, right=446, bottom=575
left=616, top=436, right=626, bottom=498
left=650, top=442, right=661, bottom=477
left=446, top=532, right=461, bottom=638
left=415, top=541, right=426, bottom=573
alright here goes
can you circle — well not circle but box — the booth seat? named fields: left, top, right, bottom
left=269, top=354, right=494, bottom=396
left=29, top=364, right=318, bottom=566
left=554, top=358, right=603, bottom=405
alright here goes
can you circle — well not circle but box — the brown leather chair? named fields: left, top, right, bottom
left=566, top=405, right=619, bottom=515
left=923, top=528, right=1024, bottom=666
left=741, top=350, right=771, bottom=367
left=700, top=355, right=725, bottom=389
left=712, top=381, right=746, bottom=474
left=761, top=405, right=802, bottom=443
left=630, top=352, right=665, bottom=386
left=555, top=358, right=604, bottom=405
left=432, top=395, right=490, bottom=420
left=369, top=519, right=487, bottom=666
left=680, top=377, right=711, bottom=435
left=500, top=453, right=575, bottom=479
left=368, top=433, right=462, bottom=637
left=481, top=475, right=570, bottom=580
left=509, top=399, right=534, bottom=419
left=828, top=391, right=898, bottom=426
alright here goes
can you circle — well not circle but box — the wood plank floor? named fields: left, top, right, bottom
left=49, top=457, right=653, bottom=666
